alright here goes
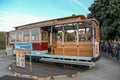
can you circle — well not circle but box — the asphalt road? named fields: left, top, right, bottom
left=0, top=50, right=120, bottom=80
left=0, top=50, right=12, bottom=77
left=75, top=54, right=120, bottom=80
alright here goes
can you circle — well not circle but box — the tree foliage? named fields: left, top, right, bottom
left=65, top=31, right=75, bottom=42
left=87, top=0, right=120, bottom=40
left=58, top=31, right=75, bottom=42
left=0, top=32, right=6, bottom=49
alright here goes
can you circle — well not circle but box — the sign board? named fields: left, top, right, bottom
left=14, top=43, right=33, bottom=50
left=16, top=49, right=25, bottom=68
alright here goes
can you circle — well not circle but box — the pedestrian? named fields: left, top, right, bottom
left=107, top=42, right=112, bottom=56
left=113, top=42, right=118, bottom=57
left=104, top=42, right=108, bottom=55
left=117, top=41, right=120, bottom=61
left=109, top=42, right=114, bottom=57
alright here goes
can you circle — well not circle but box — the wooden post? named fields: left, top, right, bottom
left=6, top=33, right=8, bottom=46
left=85, top=27, right=87, bottom=42
left=76, top=23, right=79, bottom=46
left=22, top=31, right=23, bottom=42
left=15, top=32, right=17, bottom=42
left=62, top=25, right=64, bottom=46
left=62, top=25, right=64, bottom=55
left=50, top=26, right=52, bottom=46
left=92, top=26, right=95, bottom=57
left=50, top=26, right=53, bottom=54
left=30, top=30, right=32, bottom=42
left=76, top=23, right=79, bottom=56
left=39, top=28, right=41, bottom=44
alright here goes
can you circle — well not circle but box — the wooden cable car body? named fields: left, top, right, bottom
left=7, top=15, right=100, bottom=66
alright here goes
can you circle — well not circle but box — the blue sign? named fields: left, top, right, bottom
left=14, top=43, right=33, bottom=50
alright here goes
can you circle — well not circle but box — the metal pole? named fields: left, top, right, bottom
left=12, top=55, right=15, bottom=73
left=30, top=51, right=32, bottom=76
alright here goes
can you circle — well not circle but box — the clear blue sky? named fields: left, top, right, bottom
left=0, top=0, right=94, bottom=31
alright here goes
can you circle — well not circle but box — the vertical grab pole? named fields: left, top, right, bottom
left=50, top=26, right=53, bottom=54
left=62, top=25, right=64, bottom=56
left=50, top=26, right=52, bottom=46
left=22, top=31, right=23, bottom=42
left=92, top=25, right=95, bottom=57
left=30, top=30, right=32, bottom=42
left=15, top=32, right=17, bottom=42
left=76, top=23, right=79, bottom=64
left=76, top=23, right=79, bottom=46
left=39, top=28, right=41, bottom=45
left=62, top=25, right=64, bottom=46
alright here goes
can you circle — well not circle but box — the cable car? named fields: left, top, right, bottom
left=7, top=14, right=100, bottom=67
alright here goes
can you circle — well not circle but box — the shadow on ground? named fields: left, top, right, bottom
left=9, top=60, right=89, bottom=78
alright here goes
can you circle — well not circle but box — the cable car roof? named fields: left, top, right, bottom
left=14, top=14, right=87, bottom=30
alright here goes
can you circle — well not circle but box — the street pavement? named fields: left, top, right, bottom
left=0, top=50, right=120, bottom=80
left=0, top=50, right=12, bottom=77
left=0, top=75, right=33, bottom=80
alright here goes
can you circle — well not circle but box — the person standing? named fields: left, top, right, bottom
left=113, top=43, right=118, bottom=57
left=117, top=41, right=120, bottom=61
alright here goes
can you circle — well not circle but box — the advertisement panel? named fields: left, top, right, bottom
left=16, top=49, right=25, bottom=68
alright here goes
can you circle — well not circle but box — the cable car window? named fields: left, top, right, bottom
left=79, top=28, right=93, bottom=42
left=17, top=32, right=22, bottom=42
left=23, top=31, right=30, bottom=42
left=31, top=30, right=39, bottom=41
left=10, top=32, right=15, bottom=42
left=42, top=31, right=48, bottom=41
left=53, top=33, right=57, bottom=41
left=65, top=30, right=75, bottom=42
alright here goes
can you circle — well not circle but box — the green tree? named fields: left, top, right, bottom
left=58, top=31, right=75, bottom=42
left=87, top=0, right=120, bottom=40
left=0, top=32, right=6, bottom=49
left=65, top=31, right=75, bottom=42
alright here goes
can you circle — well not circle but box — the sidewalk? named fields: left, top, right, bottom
left=101, top=51, right=120, bottom=63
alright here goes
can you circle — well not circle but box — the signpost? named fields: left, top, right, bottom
left=14, top=44, right=33, bottom=76
left=16, top=49, right=25, bottom=68
left=24, top=46, right=32, bottom=76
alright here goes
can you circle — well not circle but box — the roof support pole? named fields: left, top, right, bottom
left=50, top=26, right=53, bottom=54
left=62, top=25, right=65, bottom=56
left=39, top=28, right=41, bottom=44
left=30, top=30, right=32, bottom=42
left=76, top=23, right=79, bottom=57
left=62, top=25, right=64, bottom=46
left=76, top=23, right=79, bottom=46
left=50, top=26, right=53, bottom=46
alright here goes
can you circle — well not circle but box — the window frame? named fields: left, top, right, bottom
left=23, top=30, right=30, bottom=42
left=16, top=31, right=22, bottom=42
left=31, top=29, right=40, bottom=42
left=9, top=32, right=16, bottom=43
left=41, top=30, right=48, bottom=41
